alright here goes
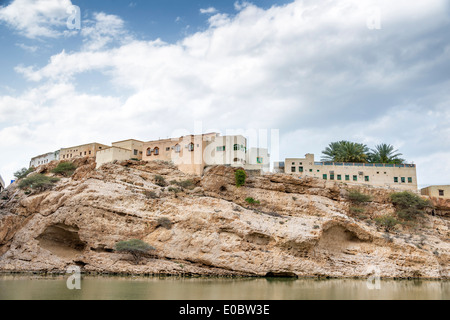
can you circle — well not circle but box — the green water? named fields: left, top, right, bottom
left=0, top=275, right=448, bottom=300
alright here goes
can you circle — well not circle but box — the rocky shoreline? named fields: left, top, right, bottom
left=0, top=159, right=449, bottom=279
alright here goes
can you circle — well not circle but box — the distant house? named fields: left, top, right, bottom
left=284, top=154, right=418, bottom=191
left=421, top=185, right=450, bottom=199
left=0, top=174, right=5, bottom=193
left=60, top=142, right=109, bottom=161
left=142, top=133, right=270, bottom=175
left=96, top=139, right=144, bottom=169
left=29, top=151, right=60, bottom=168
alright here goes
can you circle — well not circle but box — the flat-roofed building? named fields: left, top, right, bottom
left=421, top=185, right=450, bottom=199
left=60, top=142, right=109, bottom=161
left=29, top=151, right=60, bottom=168
left=96, top=139, right=145, bottom=169
left=285, top=154, right=418, bottom=191
left=0, top=174, right=5, bottom=193
left=142, top=133, right=269, bottom=175
left=112, top=139, right=144, bottom=160
left=246, top=147, right=271, bottom=173
left=142, top=133, right=218, bottom=175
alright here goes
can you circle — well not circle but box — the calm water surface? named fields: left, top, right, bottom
left=0, top=275, right=448, bottom=300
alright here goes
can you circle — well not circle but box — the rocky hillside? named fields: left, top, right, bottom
left=0, top=159, right=448, bottom=279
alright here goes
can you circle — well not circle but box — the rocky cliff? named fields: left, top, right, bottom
left=0, top=159, right=448, bottom=279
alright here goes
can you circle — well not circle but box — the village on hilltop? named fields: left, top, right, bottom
left=1, top=132, right=448, bottom=200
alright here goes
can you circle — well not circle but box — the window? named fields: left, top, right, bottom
left=217, top=146, right=225, bottom=152
left=299, top=167, right=304, bottom=173
left=330, top=174, right=335, bottom=180
left=233, top=144, right=240, bottom=151
left=291, top=167, right=296, bottom=173
left=147, top=148, right=152, bottom=156
left=84, top=151, right=87, bottom=156
left=439, top=190, right=444, bottom=197
left=89, top=151, right=91, bottom=155
left=154, top=147, right=160, bottom=156
left=408, top=177, right=413, bottom=183
left=394, top=177, right=398, bottom=183
left=257, top=157, right=263, bottom=164
left=134, top=150, right=138, bottom=156
left=292, top=162, right=295, bottom=165
left=401, top=177, right=406, bottom=183
left=345, top=175, right=350, bottom=181
left=175, top=145, right=181, bottom=153
left=365, top=176, right=370, bottom=182
left=166, top=147, right=170, bottom=151
left=337, top=175, right=342, bottom=181
left=323, top=174, right=327, bottom=180
left=309, top=169, right=313, bottom=173
left=63, top=155, right=65, bottom=159
left=80, top=152, right=82, bottom=156
left=188, top=143, right=195, bottom=152
left=353, top=175, right=357, bottom=181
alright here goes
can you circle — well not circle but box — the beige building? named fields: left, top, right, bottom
left=285, top=154, right=418, bottom=191
left=142, top=133, right=270, bottom=175
left=421, top=185, right=450, bottom=199
left=96, top=139, right=144, bottom=169
left=60, top=143, right=109, bottom=161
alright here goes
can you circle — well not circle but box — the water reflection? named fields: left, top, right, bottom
left=0, top=275, right=448, bottom=300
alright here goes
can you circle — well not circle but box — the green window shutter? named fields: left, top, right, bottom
left=323, top=174, right=327, bottom=180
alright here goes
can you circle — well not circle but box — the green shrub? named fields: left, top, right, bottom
left=144, top=190, right=159, bottom=199
left=170, top=179, right=195, bottom=190
left=390, top=192, right=432, bottom=221
left=115, top=239, right=156, bottom=263
left=245, top=197, right=260, bottom=205
left=154, top=175, right=167, bottom=187
left=235, top=170, right=247, bottom=188
left=52, top=162, right=77, bottom=177
left=168, top=187, right=181, bottom=193
left=348, top=190, right=372, bottom=204
left=14, top=167, right=35, bottom=180
left=374, top=215, right=400, bottom=232
left=18, top=174, right=60, bottom=192
left=350, top=207, right=366, bottom=214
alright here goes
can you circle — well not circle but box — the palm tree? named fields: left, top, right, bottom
left=368, top=144, right=404, bottom=164
left=321, top=141, right=369, bottom=163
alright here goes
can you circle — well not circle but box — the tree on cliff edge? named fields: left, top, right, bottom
left=115, top=239, right=156, bottom=264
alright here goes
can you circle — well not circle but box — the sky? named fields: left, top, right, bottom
left=0, top=0, right=449, bottom=189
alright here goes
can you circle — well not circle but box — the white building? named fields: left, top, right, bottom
left=246, top=147, right=271, bottom=172
left=30, top=151, right=60, bottom=168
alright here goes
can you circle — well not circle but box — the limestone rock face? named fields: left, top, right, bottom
left=0, top=161, right=448, bottom=279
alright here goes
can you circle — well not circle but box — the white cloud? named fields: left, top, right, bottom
left=81, top=12, right=130, bottom=51
left=0, top=0, right=74, bottom=38
left=1, top=0, right=450, bottom=187
left=200, top=7, right=218, bottom=15
left=15, top=43, right=38, bottom=52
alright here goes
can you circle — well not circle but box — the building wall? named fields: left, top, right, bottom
left=142, top=133, right=217, bottom=175
left=205, top=135, right=247, bottom=167
left=112, top=139, right=144, bottom=160
left=247, top=148, right=270, bottom=172
left=60, top=143, right=109, bottom=161
left=0, top=174, right=5, bottom=193
left=96, top=147, right=132, bottom=169
left=421, top=186, right=450, bottom=199
left=29, top=151, right=60, bottom=168
left=142, top=133, right=253, bottom=175
left=285, top=154, right=418, bottom=191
